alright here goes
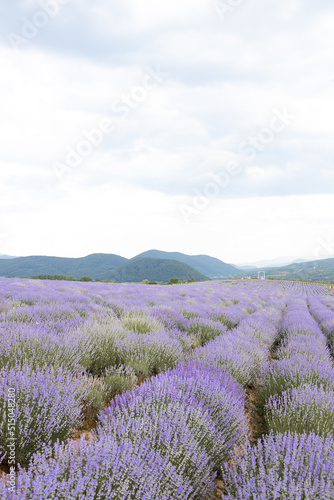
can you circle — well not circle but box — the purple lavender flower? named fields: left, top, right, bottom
left=308, top=296, right=334, bottom=352
left=98, top=361, right=248, bottom=467
left=265, top=384, right=334, bottom=437
left=259, top=354, right=334, bottom=400
left=192, top=307, right=282, bottom=386
left=0, top=434, right=210, bottom=499
left=0, top=364, right=86, bottom=466
left=222, top=432, right=334, bottom=499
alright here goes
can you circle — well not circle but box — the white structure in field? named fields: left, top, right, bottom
left=258, top=271, right=266, bottom=280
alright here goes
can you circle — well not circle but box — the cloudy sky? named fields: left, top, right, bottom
left=0, top=0, right=333, bottom=264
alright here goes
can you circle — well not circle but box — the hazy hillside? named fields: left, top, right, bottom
left=263, top=258, right=334, bottom=283
left=3, top=250, right=332, bottom=284
left=0, top=253, right=207, bottom=282
left=0, top=254, right=17, bottom=259
left=0, top=254, right=127, bottom=280
left=134, top=250, right=238, bottom=277
left=239, top=256, right=314, bottom=268
left=109, top=258, right=208, bottom=283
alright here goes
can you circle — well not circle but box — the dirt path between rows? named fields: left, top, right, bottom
left=214, top=382, right=266, bottom=499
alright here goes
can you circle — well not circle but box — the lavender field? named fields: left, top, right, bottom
left=0, top=277, right=333, bottom=499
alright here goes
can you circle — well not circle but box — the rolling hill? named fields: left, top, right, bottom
left=134, top=250, right=238, bottom=278
left=3, top=251, right=332, bottom=283
left=0, top=253, right=127, bottom=280
left=0, top=250, right=238, bottom=281
left=262, top=258, right=334, bottom=283
left=109, top=258, right=208, bottom=283
left=0, top=253, right=207, bottom=282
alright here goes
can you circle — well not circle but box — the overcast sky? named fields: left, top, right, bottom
left=0, top=0, right=333, bottom=264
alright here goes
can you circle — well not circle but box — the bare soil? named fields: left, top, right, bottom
left=218, top=383, right=266, bottom=498
left=213, top=478, right=227, bottom=499
left=245, top=383, right=267, bottom=444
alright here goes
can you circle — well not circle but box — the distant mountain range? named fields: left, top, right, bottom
left=0, top=251, right=239, bottom=282
left=237, top=256, right=311, bottom=269
left=0, top=254, right=17, bottom=259
left=0, top=250, right=333, bottom=283
left=262, top=258, right=334, bottom=283
left=238, top=255, right=334, bottom=269
left=134, top=250, right=237, bottom=277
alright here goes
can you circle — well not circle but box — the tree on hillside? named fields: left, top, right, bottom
left=168, top=278, right=180, bottom=284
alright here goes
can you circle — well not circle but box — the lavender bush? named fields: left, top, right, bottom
left=103, top=364, right=138, bottom=395
left=265, top=384, right=334, bottom=437
left=277, top=333, right=332, bottom=363
left=308, top=296, right=334, bottom=352
left=99, top=362, right=248, bottom=468
left=115, top=330, right=185, bottom=375
left=100, top=400, right=218, bottom=491
left=186, top=318, right=227, bottom=346
left=280, top=299, right=323, bottom=339
left=222, top=432, right=334, bottom=499
left=259, top=354, right=334, bottom=400
left=121, top=309, right=163, bottom=334
left=0, top=322, right=96, bottom=373
left=0, top=364, right=87, bottom=466
left=192, top=305, right=282, bottom=386
left=0, top=434, right=214, bottom=500
left=76, top=313, right=184, bottom=377
left=192, top=336, right=260, bottom=386
left=0, top=277, right=333, bottom=498
left=74, top=312, right=129, bottom=375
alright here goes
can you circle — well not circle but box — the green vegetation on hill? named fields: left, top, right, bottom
left=0, top=253, right=209, bottom=282
left=134, top=250, right=238, bottom=277
left=30, top=275, right=76, bottom=281
left=2, top=250, right=334, bottom=284
left=262, top=258, right=334, bottom=283
left=0, top=254, right=126, bottom=280
left=109, top=258, right=208, bottom=283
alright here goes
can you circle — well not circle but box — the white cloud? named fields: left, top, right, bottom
left=0, top=0, right=333, bottom=262
left=172, top=194, right=334, bottom=263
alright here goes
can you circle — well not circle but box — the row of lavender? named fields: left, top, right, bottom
left=308, top=294, right=334, bottom=353
left=0, top=277, right=267, bottom=470
left=0, top=279, right=287, bottom=498
left=0, top=278, right=333, bottom=498
left=221, top=297, right=334, bottom=498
